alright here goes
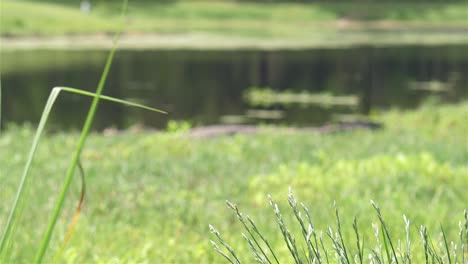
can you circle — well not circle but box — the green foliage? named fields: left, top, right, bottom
left=248, top=152, right=466, bottom=208
left=244, top=87, right=359, bottom=108
left=2, top=0, right=468, bottom=40
left=0, top=101, right=467, bottom=262
left=166, top=120, right=192, bottom=133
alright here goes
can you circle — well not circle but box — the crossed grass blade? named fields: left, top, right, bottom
left=1, top=1, right=166, bottom=257
left=0, top=87, right=166, bottom=261
left=1, top=1, right=129, bottom=260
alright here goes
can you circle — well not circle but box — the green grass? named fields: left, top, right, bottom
left=0, top=101, right=467, bottom=262
left=2, top=0, right=468, bottom=48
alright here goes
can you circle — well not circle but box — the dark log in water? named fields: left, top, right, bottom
left=187, top=121, right=383, bottom=138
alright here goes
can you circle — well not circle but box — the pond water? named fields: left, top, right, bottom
left=2, top=45, right=467, bottom=131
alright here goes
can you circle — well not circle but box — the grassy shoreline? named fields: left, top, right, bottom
left=1, top=101, right=467, bottom=262
left=2, top=30, right=468, bottom=51
left=2, top=0, right=468, bottom=50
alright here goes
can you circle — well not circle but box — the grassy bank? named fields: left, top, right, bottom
left=1, top=1, right=468, bottom=49
left=0, top=101, right=467, bottom=262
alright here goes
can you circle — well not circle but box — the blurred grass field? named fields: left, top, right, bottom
left=0, top=101, right=466, bottom=263
left=2, top=0, right=468, bottom=37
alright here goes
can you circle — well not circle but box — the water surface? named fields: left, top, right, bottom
left=2, top=45, right=467, bottom=130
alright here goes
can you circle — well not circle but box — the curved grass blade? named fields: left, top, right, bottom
left=57, top=87, right=166, bottom=114
left=52, top=159, right=86, bottom=264
left=33, top=88, right=165, bottom=262
left=0, top=88, right=62, bottom=257
left=1, top=1, right=147, bottom=262
left=0, top=87, right=166, bottom=259
left=34, top=3, right=131, bottom=260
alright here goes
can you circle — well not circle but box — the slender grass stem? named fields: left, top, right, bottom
left=288, top=191, right=319, bottom=263
left=0, top=88, right=62, bottom=257
left=209, top=225, right=242, bottom=264
left=212, top=193, right=466, bottom=264
left=33, top=36, right=119, bottom=264
left=0, top=87, right=164, bottom=261
left=334, top=202, right=351, bottom=264
left=371, top=201, right=399, bottom=264
left=353, top=216, right=364, bottom=264
left=441, top=224, right=452, bottom=263
left=226, top=201, right=275, bottom=264
left=34, top=2, right=130, bottom=262
left=319, top=231, right=330, bottom=264
left=403, top=215, right=411, bottom=264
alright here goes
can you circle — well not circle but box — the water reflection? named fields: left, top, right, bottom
left=2, top=45, right=467, bottom=130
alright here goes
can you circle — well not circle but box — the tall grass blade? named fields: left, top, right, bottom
left=420, top=226, right=429, bottom=263
left=381, top=225, right=393, bottom=263
left=210, top=240, right=239, bottom=264
left=58, top=87, right=166, bottom=114
left=0, top=88, right=62, bottom=257
left=352, top=216, right=364, bottom=264
left=288, top=189, right=320, bottom=263
left=461, top=210, right=467, bottom=264
left=0, top=87, right=165, bottom=259
left=268, top=195, right=304, bottom=264
left=302, top=203, right=323, bottom=263
left=1, top=2, right=140, bottom=262
left=246, top=216, right=280, bottom=264
left=326, top=226, right=347, bottom=263
left=33, top=1, right=131, bottom=261
left=372, top=223, right=384, bottom=263
left=34, top=59, right=112, bottom=262
left=334, top=202, right=351, bottom=264
left=371, top=201, right=399, bottom=264
left=319, top=231, right=330, bottom=264
left=242, top=233, right=268, bottom=263
left=209, top=225, right=242, bottom=264
left=427, top=234, right=444, bottom=264
left=227, top=202, right=265, bottom=263
left=403, top=215, right=411, bottom=264
left=440, top=224, right=452, bottom=263
left=226, top=201, right=278, bottom=263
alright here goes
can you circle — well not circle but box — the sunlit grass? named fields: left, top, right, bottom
left=2, top=0, right=468, bottom=37
left=0, top=1, right=115, bottom=35
left=211, top=192, right=467, bottom=263
left=0, top=101, right=466, bottom=262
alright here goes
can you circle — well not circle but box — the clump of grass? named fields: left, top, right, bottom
left=211, top=189, right=467, bottom=263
